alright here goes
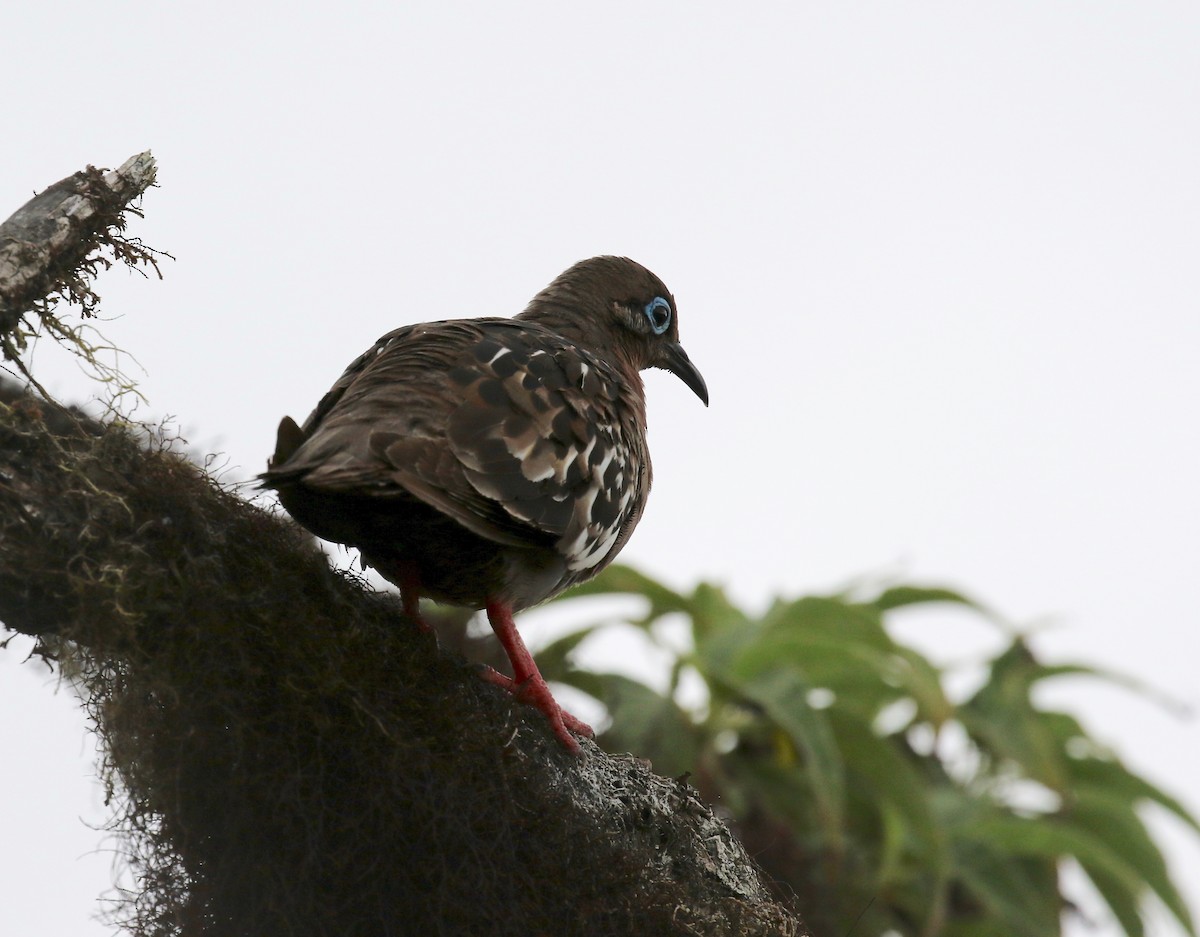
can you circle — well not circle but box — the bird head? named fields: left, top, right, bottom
left=521, top=255, right=709, bottom=406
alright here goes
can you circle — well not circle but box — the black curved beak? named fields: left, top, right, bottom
left=660, top=342, right=709, bottom=406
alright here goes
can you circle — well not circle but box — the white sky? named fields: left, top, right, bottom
left=2, top=3, right=1197, bottom=935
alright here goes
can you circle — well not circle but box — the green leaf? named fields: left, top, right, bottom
left=827, top=708, right=941, bottom=886
left=948, top=837, right=1062, bottom=937
left=1067, top=756, right=1200, bottom=836
left=870, top=584, right=982, bottom=613
left=759, top=596, right=894, bottom=651
left=1025, top=662, right=1180, bottom=710
left=960, top=814, right=1147, bottom=906
left=959, top=642, right=1069, bottom=789
left=1039, top=710, right=1092, bottom=748
left=874, top=799, right=911, bottom=891
left=722, top=596, right=921, bottom=719
left=723, top=664, right=846, bottom=842
left=694, top=614, right=760, bottom=679
left=890, top=646, right=955, bottom=728
left=1081, top=861, right=1145, bottom=937
left=686, top=580, right=753, bottom=643
left=727, top=630, right=894, bottom=688
left=967, top=714, right=1062, bottom=790
left=1068, top=787, right=1197, bottom=936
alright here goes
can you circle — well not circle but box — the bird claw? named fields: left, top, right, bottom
left=478, top=665, right=594, bottom=750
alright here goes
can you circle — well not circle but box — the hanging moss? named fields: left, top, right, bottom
left=0, top=391, right=802, bottom=937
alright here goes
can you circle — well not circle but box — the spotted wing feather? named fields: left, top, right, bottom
left=268, top=319, right=648, bottom=576
left=445, top=330, right=647, bottom=574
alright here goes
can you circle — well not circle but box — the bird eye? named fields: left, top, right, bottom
left=643, top=297, right=672, bottom=335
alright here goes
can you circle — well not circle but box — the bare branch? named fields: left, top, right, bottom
left=0, top=152, right=167, bottom=395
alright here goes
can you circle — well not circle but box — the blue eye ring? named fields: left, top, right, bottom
left=643, top=296, right=672, bottom=335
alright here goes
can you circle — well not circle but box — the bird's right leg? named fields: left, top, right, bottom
left=477, top=668, right=595, bottom=738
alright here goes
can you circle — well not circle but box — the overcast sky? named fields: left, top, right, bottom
left=2, top=3, right=1197, bottom=935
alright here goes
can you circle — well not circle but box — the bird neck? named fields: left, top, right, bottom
left=517, top=300, right=648, bottom=411
left=517, top=292, right=599, bottom=340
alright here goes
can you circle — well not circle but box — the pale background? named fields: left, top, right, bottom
left=1, top=3, right=1197, bottom=935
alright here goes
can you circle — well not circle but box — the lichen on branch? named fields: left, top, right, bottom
left=0, top=152, right=167, bottom=397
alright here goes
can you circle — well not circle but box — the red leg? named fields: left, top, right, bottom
left=395, top=562, right=432, bottom=633
left=485, top=600, right=593, bottom=753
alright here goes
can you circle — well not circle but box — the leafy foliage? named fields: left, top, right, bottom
left=538, top=566, right=1198, bottom=937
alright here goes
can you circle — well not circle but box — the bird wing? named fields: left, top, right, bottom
left=440, top=324, right=647, bottom=572
left=268, top=319, right=647, bottom=569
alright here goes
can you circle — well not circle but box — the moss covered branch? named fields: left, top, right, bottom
left=0, top=159, right=804, bottom=937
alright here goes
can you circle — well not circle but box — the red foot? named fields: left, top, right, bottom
left=479, top=666, right=595, bottom=741
left=484, top=600, right=591, bottom=754
left=392, top=575, right=587, bottom=752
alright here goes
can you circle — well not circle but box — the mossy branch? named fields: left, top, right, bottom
left=0, top=159, right=804, bottom=937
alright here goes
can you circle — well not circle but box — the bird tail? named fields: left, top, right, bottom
left=257, top=416, right=307, bottom=488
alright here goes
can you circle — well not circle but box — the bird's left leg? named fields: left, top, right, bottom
left=483, top=600, right=594, bottom=753
left=395, top=562, right=433, bottom=633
